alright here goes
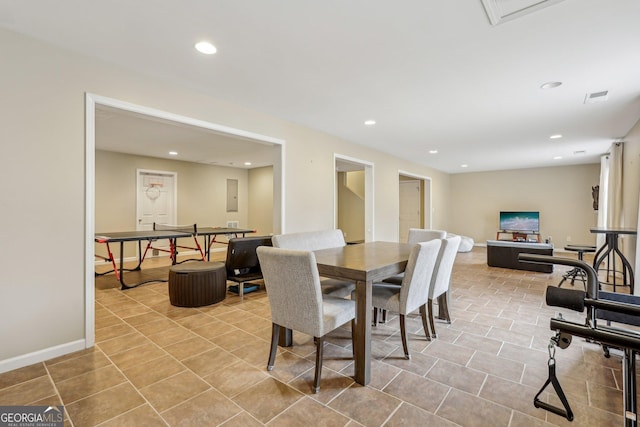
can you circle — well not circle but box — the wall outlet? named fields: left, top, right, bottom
left=566, top=236, right=572, bottom=242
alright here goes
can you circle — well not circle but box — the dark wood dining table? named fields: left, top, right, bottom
left=313, top=241, right=413, bottom=386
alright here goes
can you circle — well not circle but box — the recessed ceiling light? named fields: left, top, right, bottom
left=553, top=156, right=563, bottom=160
left=461, top=164, right=468, bottom=168
left=244, top=162, right=252, bottom=166
left=429, top=150, right=438, bottom=154
left=541, top=81, right=562, bottom=89
left=364, top=120, right=376, bottom=126
left=195, top=41, right=217, bottom=55
left=549, top=134, right=563, bottom=139
left=169, top=151, right=178, bottom=156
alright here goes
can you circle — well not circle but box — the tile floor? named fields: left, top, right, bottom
left=0, top=247, right=633, bottom=426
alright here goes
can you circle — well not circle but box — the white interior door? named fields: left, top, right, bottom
left=137, top=169, right=177, bottom=253
left=399, top=180, right=421, bottom=242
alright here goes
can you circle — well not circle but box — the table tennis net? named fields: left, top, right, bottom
left=152, top=223, right=205, bottom=261
left=153, top=223, right=197, bottom=234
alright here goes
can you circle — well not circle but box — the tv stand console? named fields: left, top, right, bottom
left=496, top=231, right=541, bottom=243
left=487, top=240, right=553, bottom=272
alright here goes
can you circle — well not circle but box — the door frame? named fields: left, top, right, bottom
left=334, top=153, right=374, bottom=242
left=85, top=93, right=285, bottom=348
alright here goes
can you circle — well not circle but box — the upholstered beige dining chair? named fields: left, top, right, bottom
left=380, top=228, right=447, bottom=287
left=375, top=228, right=447, bottom=324
left=367, top=239, right=442, bottom=359
left=256, top=246, right=356, bottom=393
left=426, top=235, right=461, bottom=337
left=407, top=228, right=447, bottom=244
left=271, top=229, right=355, bottom=297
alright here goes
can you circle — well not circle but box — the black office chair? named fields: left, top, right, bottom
left=225, top=236, right=273, bottom=298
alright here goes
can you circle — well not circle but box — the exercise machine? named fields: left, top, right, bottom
left=519, top=253, right=640, bottom=426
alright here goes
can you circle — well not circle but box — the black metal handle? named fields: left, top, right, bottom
left=533, top=399, right=574, bottom=421
left=518, top=254, right=598, bottom=299
left=533, top=360, right=574, bottom=421
left=586, top=298, right=640, bottom=318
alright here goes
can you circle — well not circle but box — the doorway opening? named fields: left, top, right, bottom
left=398, top=171, right=432, bottom=242
left=85, top=93, right=285, bottom=347
left=334, top=154, right=374, bottom=243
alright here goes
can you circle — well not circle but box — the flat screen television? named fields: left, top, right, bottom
left=499, top=211, right=540, bottom=233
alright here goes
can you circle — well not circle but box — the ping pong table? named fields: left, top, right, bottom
left=196, top=227, right=256, bottom=260
left=150, top=224, right=256, bottom=262
left=95, top=226, right=256, bottom=289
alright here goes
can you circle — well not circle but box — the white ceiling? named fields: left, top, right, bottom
left=95, top=106, right=277, bottom=169
left=2, top=0, right=640, bottom=173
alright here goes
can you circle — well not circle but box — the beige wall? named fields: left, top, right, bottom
left=0, top=28, right=449, bottom=368
left=248, top=166, right=275, bottom=237
left=449, top=164, right=601, bottom=247
left=95, top=150, right=253, bottom=258
left=337, top=171, right=365, bottom=242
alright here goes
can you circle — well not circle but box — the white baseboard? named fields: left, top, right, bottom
left=0, top=339, right=87, bottom=374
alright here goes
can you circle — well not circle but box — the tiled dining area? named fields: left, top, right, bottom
left=0, top=246, right=630, bottom=426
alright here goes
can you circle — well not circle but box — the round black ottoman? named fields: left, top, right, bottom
left=168, top=262, right=227, bottom=307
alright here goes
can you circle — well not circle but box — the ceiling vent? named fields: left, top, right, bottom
left=481, top=0, right=566, bottom=26
left=584, top=91, right=609, bottom=104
